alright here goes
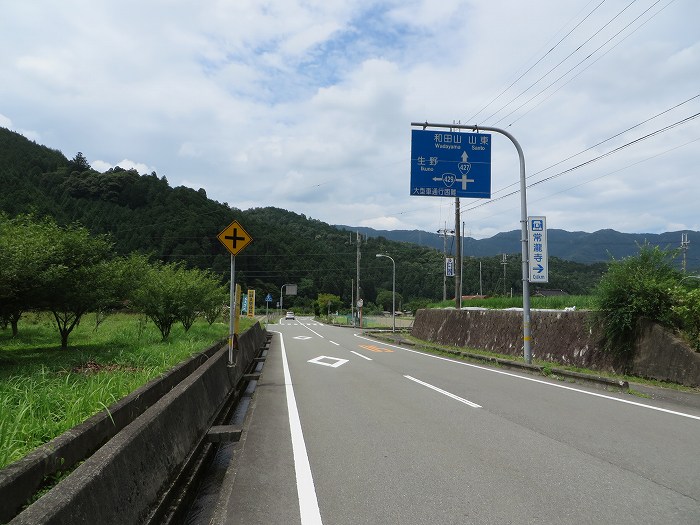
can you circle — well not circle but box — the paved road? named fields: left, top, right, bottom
left=215, top=317, right=700, bottom=524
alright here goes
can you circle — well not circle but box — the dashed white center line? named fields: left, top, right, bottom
left=350, top=351, right=373, bottom=361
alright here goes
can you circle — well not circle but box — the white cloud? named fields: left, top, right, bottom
left=0, top=113, right=12, bottom=128
left=91, top=158, right=157, bottom=175
left=0, top=0, right=698, bottom=239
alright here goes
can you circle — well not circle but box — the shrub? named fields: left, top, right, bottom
left=592, top=244, right=682, bottom=359
left=672, top=287, right=700, bottom=351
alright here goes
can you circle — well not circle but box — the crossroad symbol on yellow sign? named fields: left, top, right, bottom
left=217, top=220, right=253, bottom=256
left=359, top=344, right=394, bottom=353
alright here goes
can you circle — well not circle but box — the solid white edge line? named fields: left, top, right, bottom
left=404, top=375, right=481, bottom=408
left=353, top=334, right=700, bottom=422
left=350, top=350, right=373, bottom=361
left=272, top=330, right=324, bottom=525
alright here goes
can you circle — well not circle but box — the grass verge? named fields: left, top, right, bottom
left=0, top=312, right=254, bottom=469
left=371, top=332, right=700, bottom=395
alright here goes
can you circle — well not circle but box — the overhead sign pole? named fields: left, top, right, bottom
left=411, top=122, right=533, bottom=364
left=217, top=220, right=253, bottom=366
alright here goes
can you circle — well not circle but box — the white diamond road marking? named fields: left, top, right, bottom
left=294, top=336, right=312, bottom=340
left=308, top=356, right=349, bottom=368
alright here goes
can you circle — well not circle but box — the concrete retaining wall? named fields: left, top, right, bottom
left=412, top=309, right=700, bottom=386
left=2, top=322, right=266, bottom=524
left=633, top=320, right=700, bottom=386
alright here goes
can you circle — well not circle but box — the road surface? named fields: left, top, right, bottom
left=215, top=317, right=700, bottom=524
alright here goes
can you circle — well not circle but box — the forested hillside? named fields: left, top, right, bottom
left=337, top=225, right=700, bottom=267
left=0, top=127, right=607, bottom=309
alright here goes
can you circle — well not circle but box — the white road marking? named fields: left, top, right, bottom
left=308, top=356, right=349, bottom=368
left=350, top=351, right=373, bottom=361
left=275, top=332, right=324, bottom=525
left=353, top=334, right=700, bottom=422
left=329, top=341, right=340, bottom=346
left=404, top=375, right=481, bottom=408
left=294, top=336, right=312, bottom=340
left=299, top=322, right=324, bottom=339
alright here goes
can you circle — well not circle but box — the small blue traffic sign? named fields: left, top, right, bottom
left=265, top=293, right=273, bottom=302
left=410, top=129, right=491, bottom=199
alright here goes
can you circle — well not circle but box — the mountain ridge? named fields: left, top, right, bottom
left=334, top=225, right=699, bottom=268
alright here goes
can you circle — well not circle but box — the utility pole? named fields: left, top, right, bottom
left=455, top=199, right=461, bottom=309
left=479, top=260, right=483, bottom=296
left=681, top=233, right=690, bottom=273
left=355, top=231, right=363, bottom=326
left=501, top=254, right=507, bottom=296
left=437, top=223, right=455, bottom=301
left=452, top=120, right=462, bottom=310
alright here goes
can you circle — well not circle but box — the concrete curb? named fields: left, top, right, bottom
left=3, top=323, right=267, bottom=525
left=367, top=332, right=629, bottom=391
left=0, top=339, right=226, bottom=524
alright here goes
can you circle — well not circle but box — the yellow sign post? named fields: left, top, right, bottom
left=217, top=220, right=253, bottom=366
left=247, top=289, right=255, bottom=318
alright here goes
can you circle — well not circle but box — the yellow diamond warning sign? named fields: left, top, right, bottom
left=217, top=220, right=253, bottom=256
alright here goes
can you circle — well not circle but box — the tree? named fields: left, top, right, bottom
left=131, top=262, right=223, bottom=338
left=131, top=262, right=183, bottom=339
left=593, top=244, right=682, bottom=359
left=35, top=222, right=117, bottom=348
left=176, top=268, right=224, bottom=331
left=316, top=293, right=341, bottom=317
left=68, top=151, right=91, bottom=173
left=202, top=282, right=228, bottom=325
left=93, top=253, right=151, bottom=329
left=375, top=289, right=403, bottom=312
left=0, top=214, right=57, bottom=336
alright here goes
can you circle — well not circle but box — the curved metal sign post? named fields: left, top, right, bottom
left=411, top=122, right=533, bottom=364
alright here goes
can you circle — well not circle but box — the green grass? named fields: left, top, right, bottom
left=428, top=295, right=596, bottom=310
left=0, top=312, right=254, bottom=469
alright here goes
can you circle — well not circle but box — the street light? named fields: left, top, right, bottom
left=376, top=253, right=396, bottom=333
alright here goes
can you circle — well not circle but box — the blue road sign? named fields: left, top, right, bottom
left=410, top=129, right=491, bottom=198
left=265, top=293, right=273, bottom=302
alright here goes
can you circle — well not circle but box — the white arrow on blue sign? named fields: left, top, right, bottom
left=528, top=216, right=548, bottom=283
left=410, top=129, right=491, bottom=199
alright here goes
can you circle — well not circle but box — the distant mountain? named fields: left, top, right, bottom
left=334, top=225, right=700, bottom=269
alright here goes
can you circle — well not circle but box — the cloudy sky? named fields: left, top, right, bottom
left=1, top=0, right=698, bottom=239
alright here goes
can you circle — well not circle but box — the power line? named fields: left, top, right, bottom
left=460, top=135, right=700, bottom=227
left=482, top=0, right=639, bottom=123
left=463, top=113, right=700, bottom=213
left=466, top=0, right=608, bottom=123
left=492, top=0, right=668, bottom=127
left=503, top=0, right=678, bottom=128
left=487, top=92, right=700, bottom=198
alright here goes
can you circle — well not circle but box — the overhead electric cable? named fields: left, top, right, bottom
left=487, top=92, right=700, bottom=198
left=462, top=111, right=700, bottom=212
left=466, top=0, right=607, bottom=122
left=482, top=0, right=638, bottom=123
left=504, top=0, right=678, bottom=128
left=463, top=136, right=700, bottom=226
left=492, top=0, right=666, bottom=127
